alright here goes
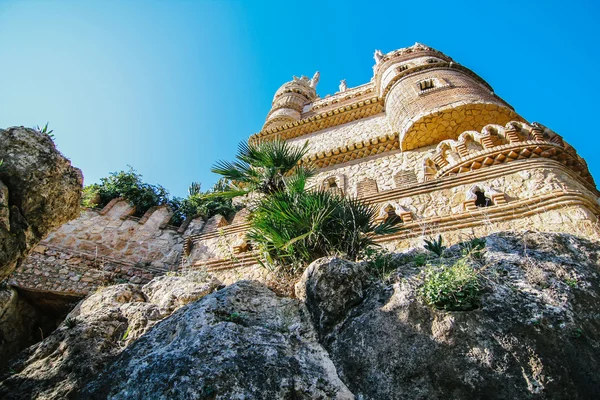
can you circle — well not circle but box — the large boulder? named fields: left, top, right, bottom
left=80, top=280, right=353, bottom=399
left=0, top=272, right=222, bottom=399
left=295, top=257, right=367, bottom=338
left=297, top=232, right=600, bottom=399
left=0, top=127, right=82, bottom=280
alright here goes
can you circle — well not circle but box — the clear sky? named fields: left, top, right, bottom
left=1, top=0, right=599, bottom=198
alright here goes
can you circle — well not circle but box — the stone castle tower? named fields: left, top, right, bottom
left=11, top=43, right=600, bottom=295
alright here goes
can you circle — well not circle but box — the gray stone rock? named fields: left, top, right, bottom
left=305, top=232, right=600, bottom=399
left=0, top=287, right=40, bottom=366
left=81, top=280, right=354, bottom=399
left=0, top=127, right=82, bottom=279
left=142, top=272, right=222, bottom=316
left=0, top=274, right=222, bottom=399
left=295, top=257, right=367, bottom=337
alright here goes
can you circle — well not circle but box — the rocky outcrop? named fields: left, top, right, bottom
left=0, top=127, right=82, bottom=280
left=0, top=287, right=41, bottom=365
left=80, top=280, right=353, bottom=399
left=0, top=273, right=222, bottom=399
left=296, top=232, right=600, bottom=399
left=2, top=231, right=600, bottom=399
left=295, top=257, right=366, bottom=337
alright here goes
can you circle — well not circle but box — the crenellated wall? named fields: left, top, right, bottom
left=10, top=199, right=205, bottom=296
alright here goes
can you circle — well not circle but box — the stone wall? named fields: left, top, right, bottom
left=10, top=199, right=198, bottom=296
left=287, top=114, right=393, bottom=155
left=42, top=200, right=184, bottom=270
left=309, top=146, right=432, bottom=195
left=10, top=245, right=161, bottom=296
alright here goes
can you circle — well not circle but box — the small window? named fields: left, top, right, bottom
left=418, top=79, right=435, bottom=91
left=398, top=65, right=409, bottom=72
left=385, top=206, right=402, bottom=225
left=426, top=58, right=439, bottom=64
left=474, top=190, right=492, bottom=207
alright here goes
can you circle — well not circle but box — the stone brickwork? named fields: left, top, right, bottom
left=10, top=245, right=159, bottom=296
left=10, top=199, right=201, bottom=297
left=286, top=114, right=393, bottom=155
left=42, top=200, right=183, bottom=270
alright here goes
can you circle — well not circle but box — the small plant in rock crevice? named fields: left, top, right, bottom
left=460, top=237, right=487, bottom=263
left=362, top=247, right=402, bottom=282
left=419, top=257, right=481, bottom=311
left=64, top=317, right=78, bottom=329
left=121, top=326, right=131, bottom=341
left=424, top=235, right=446, bottom=257
left=34, top=122, right=54, bottom=140
left=564, top=277, right=579, bottom=288
left=412, top=253, right=427, bottom=267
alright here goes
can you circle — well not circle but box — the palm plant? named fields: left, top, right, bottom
left=248, top=178, right=400, bottom=272
left=213, top=137, right=400, bottom=274
left=211, top=139, right=313, bottom=196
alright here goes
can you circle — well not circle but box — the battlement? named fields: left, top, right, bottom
left=11, top=199, right=209, bottom=296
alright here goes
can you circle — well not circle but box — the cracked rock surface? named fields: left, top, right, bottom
left=0, top=127, right=82, bottom=280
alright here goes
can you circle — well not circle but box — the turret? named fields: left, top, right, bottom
left=373, top=43, right=521, bottom=150
left=262, top=72, right=320, bottom=131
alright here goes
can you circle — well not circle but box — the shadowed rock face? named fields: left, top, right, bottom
left=0, top=127, right=83, bottom=280
left=0, top=273, right=223, bottom=400
left=79, top=280, right=353, bottom=400
left=296, top=232, right=600, bottom=400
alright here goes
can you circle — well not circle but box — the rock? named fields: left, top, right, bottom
left=142, top=272, right=222, bottom=316
left=0, top=127, right=82, bottom=280
left=80, top=280, right=354, bottom=399
left=295, top=257, right=367, bottom=337
left=0, top=287, right=40, bottom=365
left=304, top=232, right=600, bottom=399
left=0, top=273, right=222, bottom=399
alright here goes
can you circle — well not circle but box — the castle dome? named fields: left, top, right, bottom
left=262, top=73, right=320, bottom=131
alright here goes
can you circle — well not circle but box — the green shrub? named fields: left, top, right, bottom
left=213, top=138, right=398, bottom=275
left=412, top=254, right=427, bottom=267
left=211, top=139, right=313, bottom=196
left=168, top=179, right=238, bottom=226
left=419, top=257, right=481, bottom=311
left=460, top=237, right=486, bottom=260
left=424, top=235, right=445, bottom=257
left=248, top=188, right=399, bottom=274
left=80, top=169, right=236, bottom=226
left=362, top=247, right=400, bottom=281
left=81, top=167, right=170, bottom=217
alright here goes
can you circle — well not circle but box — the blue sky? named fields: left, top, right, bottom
left=1, top=0, right=599, bottom=198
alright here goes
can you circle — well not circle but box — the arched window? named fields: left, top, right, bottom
left=385, top=205, right=402, bottom=225
left=474, top=190, right=492, bottom=207
left=464, top=185, right=506, bottom=211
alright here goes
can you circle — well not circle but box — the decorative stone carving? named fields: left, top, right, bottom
left=356, top=178, right=379, bottom=198
left=374, top=49, right=384, bottom=63
left=310, top=71, right=320, bottom=89
left=375, top=202, right=413, bottom=223
left=321, top=175, right=345, bottom=195
left=463, top=185, right=507, bottom=211
left=339, top=79, right=347, bottom=93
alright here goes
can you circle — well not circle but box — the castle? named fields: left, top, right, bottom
left=10, top=43, right=600, bottom=298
